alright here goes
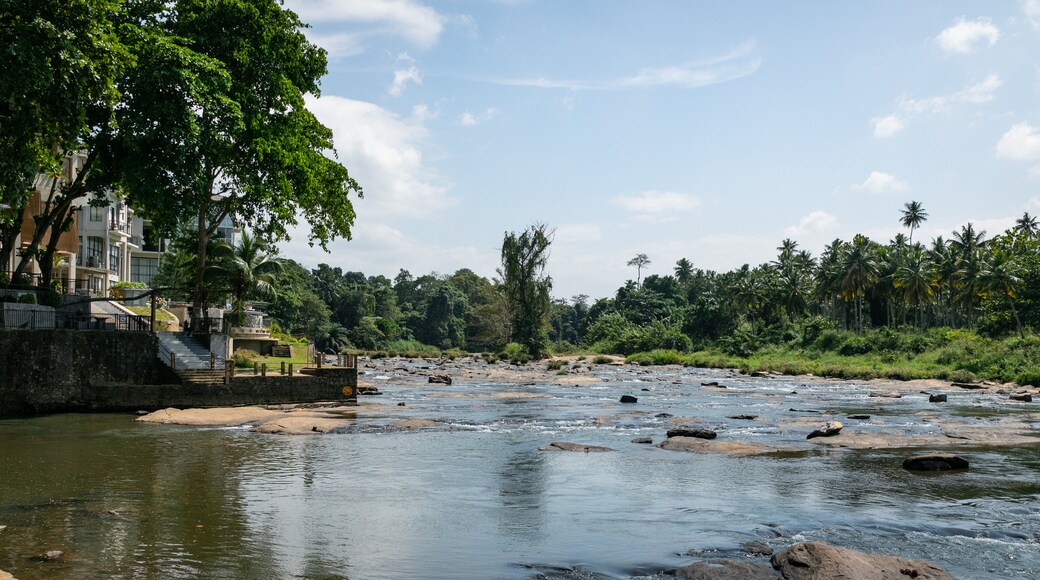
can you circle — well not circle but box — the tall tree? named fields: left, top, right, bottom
left=627, top=253, right=651, bottom=286
left=1014, top=212, right=1038, bottom=238
left=674, top=258, right=694, bottom=287
left=208, top=230, right=283, bottom=325
left=500, top=225, right=554, bottom=357
left=900, top=201, right=928, bottom=246
left=116, top=0, right=362, bottom=330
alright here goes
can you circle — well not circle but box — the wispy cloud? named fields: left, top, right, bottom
left=494, top=41, right=760, bottom=91
left=555, top=223, right=602, bottom=244
left=285, top=0, right=444, bottom=50
left=936, top=17, right=1000, bottom=53
left=304, top=94, right=454, bottom=219
left=853, top=171, right=910, bottom=194
left=785, top=210, right=839, bottom=237
left=459, top=107, right=499, bottom=126
left=996, top=123, right=1040, bottom=176
left=872, top=75, right=1001, bottom=138
left=1025, top=0, right=1040, bottom=29
left=388, top=54, right=422, bottom=97
left=613, top=191, right=700, bottom=222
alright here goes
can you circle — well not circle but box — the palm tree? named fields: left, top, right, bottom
left=950, top=223, right=986, bottom=258
left=627, top=253, right=651, bottom=286
left=840, top=234, right=880, bottom=332
left=892, top=245, right=935, bottom=328
left=209, top=231, right=284, bottom=326
left=1014, top=212, right=1038, bottom=238
left=900, top=201, right=928, bottom=246
left=674, top=258, right=694, bottom=286
left=982, top=249, right=1024, bottom=338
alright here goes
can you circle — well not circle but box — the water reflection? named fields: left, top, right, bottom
left=497, top=449, right=547, bottom=541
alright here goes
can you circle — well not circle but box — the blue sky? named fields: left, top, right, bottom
left=279, top=0, right=1040, bottom=299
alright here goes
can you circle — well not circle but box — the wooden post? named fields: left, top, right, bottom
left=253, top=361, right=258, bottom=375
left=223, top=359, right=230, bottom=384
left=210, top=352, right=215, bottom=370
left=170, top=351, right=176, bottom=369
left=261, top=363, right=267, bottom=377
left=281, top=361, right=286, bottom=375
left=288, top=363, right=293, bottom=377
left=149, top=290, right=156, bottom=333
left=316, top=354, right=322, bottom=369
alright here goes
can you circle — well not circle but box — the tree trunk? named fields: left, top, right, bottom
left=193, top=202, right=210, bottom=334
left=1007, top=295, right=1024, bottom=339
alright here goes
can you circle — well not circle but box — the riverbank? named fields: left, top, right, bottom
left=138, top=355, right=1040, bottom=453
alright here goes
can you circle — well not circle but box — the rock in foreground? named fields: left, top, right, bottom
left=667, top=428, right=717, bottom=440
left=771, top=541, right=954, bottom=580
left=902, top=454, right=969, bottom=471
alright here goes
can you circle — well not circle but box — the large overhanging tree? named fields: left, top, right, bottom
left=113, top=0, right=362, bottom=329
left=500, top=224, right=554, bottom=357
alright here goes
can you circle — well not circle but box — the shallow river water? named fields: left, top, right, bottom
left=1, top=365, right=1039, bottom=579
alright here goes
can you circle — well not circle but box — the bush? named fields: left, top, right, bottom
left=546, top=359, right=566, bottom=371
left=626, top=350, right=684, bottom=366
left=232, top=348, right=258, bottom=369
left=16, top=293, right=36, bottom=304
left=591, top=355, right=613, bottom=365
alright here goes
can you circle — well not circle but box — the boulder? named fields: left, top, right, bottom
left=631, top=437, right=653, bottom=444
left=1009, top=393, right=1033, bottom=402
left=701, top=381, right=719, bottom=387
left=0, top=570, right=13, bottom=580
left=869, top=391, right=902, bottom=398
left=902, top=454, right=969, bottom=471
left=675, top=559, right=779, bottom=579
left=619, top=395, right=639, bottom=403
left=742, top=541, right=774, bottom=556
left=427, top=374, right=452, bottom=385
left=928, top=394, right=948, bottom=403
left=806, top=421, right=843, bottom=439
left=667, top=428, right=717, bottom=440
left=847, top=414, right=871, bottom=420
left=770, top=541, right=954, bottom=580
left=538, top=441, right=614, bottom=452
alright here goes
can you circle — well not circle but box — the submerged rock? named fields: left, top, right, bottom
left=770, top=541, right=954, bottom=580
left=869, top=391, right=902, bottom=398
left=806, top=421, right=843, bottom=439
left=538, top=441, right=613, bottom=453
left=727, top=414, right=757, bottom=420
left=928, top=394, right=948, bottom=403
left=1009, top=393, right=1033, bottom=402
left=427, top=374, right=452, bottom=385
left=902, top=454, right=969, bottom=471
left=631, top=437, right=653, bottom=444
left=674, top=559, right=778, bottom=579
left=667, top=428, right=717, bottom=440
left=951, top=382, right=986, bottom=389
left=659, top=437, right=779, bottom=456
left=847, top=414, right=871, bottom=420
left=619, top=395, right=638, bottom=403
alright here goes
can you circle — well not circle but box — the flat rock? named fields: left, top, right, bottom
left=806, top=421, right=843, bottom=439
left=771, top=541, right=954, bottom=580
left=675, top=559, right=778, bottom=579
left=135, top=406, right=284, bottom=427
left=631, top=437, right=653, bottom=444
left=389, top=419, right=440, bottom=430
left=659, top=437, right=780, bottom=457
left=869, top=391, right=902, bottom=398
left=902, top=454, right=969, bottom=471
left=538, top=441, right=614, bottom=452
left=254, top=416, right=351, bottom=434
left=847, top=414, right=871, bottom=420
left=727, top=414, right=757, bottom=420
left=701, top=381, right=720, bottom=387
left=1009, top=393, right=1033, bottom=402
left=667, top=428, right=717, bottom=440
left=952, top=382, right=986, bottom=389
left=0, top=569, right=13, bottom=580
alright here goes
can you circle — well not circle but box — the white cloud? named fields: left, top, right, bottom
left=936, top=17, right=1000, bottom=53
left=555, top=224, right=602, bottom=244
left=872, top=114, right=904, bottom=139
left=613, top=191, right=700, bottom=214
left=873, top=75, right=1001, bottom=138
left=411, top=103, right=437, bottom=122
left=1025, top=0, right=1040, bottom=28
left=388, top=66, right=422, bottom=97
left=854, top=171, right=910, bottom=194
left=496, top=41, right=759, bottom=91
left=785, top=211, right=839, bottom=237
left=304, top=94, right=454, bottom=219
left=285, top=0, right=444, bottom=48
left=305, top=32, right=366, bottom=58
left=458, top=107, right=499, bottom=126
left=996, top=122, right=1040, bottom=160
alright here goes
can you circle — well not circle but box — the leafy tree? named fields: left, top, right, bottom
left=500, top=225, right=553, bottom=357
left=208, top=231, right=283, bottom=325
left=265, top=259, right=331, bottom=337
left=627, top=253, right=651, bottom=287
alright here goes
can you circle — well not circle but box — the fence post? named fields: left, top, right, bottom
left=223, top=359, right=230, bottom=384
left=210, top=352, right=215, bottom=370
left=253, top=362, right=258, bottom=375
left=170, top=351, right=176, bottom=369
left=281, top=361, right=286, bottom=375
left=316, top=354, right=322, bottom=369
left=288, top=363, right=293, bottom=377
left=261, top=363, right=267, bottom=377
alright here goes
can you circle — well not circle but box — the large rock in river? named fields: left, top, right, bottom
left=806, top=421, right=842, bottom=439
left=771, top=541, right=955, bottom=580
left=667, top=427, right=717, bottom=440
left=675, top=559, right=778, bottom=579
left=902, top=454, right=969, bottom=471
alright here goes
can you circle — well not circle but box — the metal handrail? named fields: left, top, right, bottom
left=157, top=339, right=176, bottom=369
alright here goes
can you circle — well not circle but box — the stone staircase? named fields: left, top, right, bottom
left=157, top=332, right=224, bottom=385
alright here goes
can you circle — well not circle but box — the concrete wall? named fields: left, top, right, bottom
left=0, top=330, right=357, bottom=417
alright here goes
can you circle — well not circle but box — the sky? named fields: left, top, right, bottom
left=277, top=0, right=1040, bottom=300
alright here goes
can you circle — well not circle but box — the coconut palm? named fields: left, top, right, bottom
left=982, top=249, right=1024, bottom=337
left=674, top=258, right=694, bottom=287
left=900, top=201, right=928, bottom=246
left=627, top=253, right=651, bottom=286
left=840, top=234, right=880, bottom=332
left=893, top=245, right=935, bottom=328
left=208, top=231, right=283, bottom=326
left=1014, top=212, right=1038, bottom=238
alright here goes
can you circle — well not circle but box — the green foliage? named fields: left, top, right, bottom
left=626, top=350, right=685, bottom=366
left=17, top=293, right=37, bottom=304
left=500, top=225, right=553, bottom=357
left=232, top=348, right=258, bottom=368
left=591, top=355, right=613, bottom=365
left=546, top=359, right=566, bottom=371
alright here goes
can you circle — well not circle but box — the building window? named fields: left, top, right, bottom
left=109, top=244, right=120, bottom=273
left=84, top=236, right=103, bottom=268
left=89, top=206, right=103, bottom=222
left=130, top=257, right=158, bottom=285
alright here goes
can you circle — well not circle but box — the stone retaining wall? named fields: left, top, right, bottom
left=0, top=330, right=357, bottom=417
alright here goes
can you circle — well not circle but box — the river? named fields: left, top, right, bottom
left=1, top=365, right=1038, bottom=579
